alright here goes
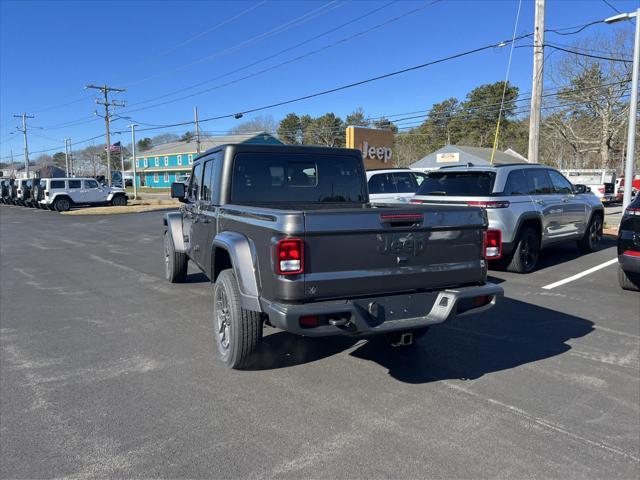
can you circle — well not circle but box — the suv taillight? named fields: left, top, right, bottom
left=625, top=208, right=640, bottom=216
left=468, top=201, right=510, bottom=209
left=483, top=229, right=502, bottom=260
left=277, top=238, right=304, bottom=274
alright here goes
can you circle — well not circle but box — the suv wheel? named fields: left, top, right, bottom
left=163, top=231, right=187, bottom=282
left=506, top=226, right=540, bottom=273
left=213, top=269, right=262, bottom=369
left=111, top=195, right=127, bottom=207
left=618, top=265, right=640, bottom=291
left=53, top=197, right=71, bottom=212
left=578, top=214, right=603, bottom=253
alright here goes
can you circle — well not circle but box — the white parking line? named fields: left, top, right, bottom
left=542, top=258, right=618, bottom=290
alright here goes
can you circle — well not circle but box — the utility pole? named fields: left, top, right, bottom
left=194, top=106, right=201, bottom=153
left=64, top=138, right=70, bottom=176
left=120, top=140, right=125, bottom=189
left=68, top=139, right=74, bottom=176
left=527, top=0, right=545, bottom=163
left=13, top=113, right=34, bottom=177
left=86, top=84, right=125, bottom=185
left=130, top=124, right=138, bottom=200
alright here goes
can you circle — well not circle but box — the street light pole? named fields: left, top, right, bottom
left=606, top=9, right=639, bottom=209
left=130, top=124, right=138, bottom=200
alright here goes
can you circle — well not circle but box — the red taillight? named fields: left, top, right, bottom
left=410, top=199, right=427, bottom=204
left=277, top=238, right=304, bottom=274
left=473, top=295, right=493, bottom=307
left=468, top=201, right=510, bottom=209
left=483, top=229, right=502, bottom=260
left=299, top=315, right=319, bottom=328
left=625, top=208, right=640, bottom=216
left=623, top=250, right=640, bottom=257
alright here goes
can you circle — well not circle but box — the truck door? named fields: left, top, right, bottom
left=66, top=179, right=84, bottom=203
left=184, top=161, right=203, bottom=261
left=192, top=156, right=219, bottom=273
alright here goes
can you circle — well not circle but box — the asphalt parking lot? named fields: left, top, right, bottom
left=1, top=205, right=638, bottom=479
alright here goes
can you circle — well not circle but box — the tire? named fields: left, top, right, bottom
left=213, top=269, right=262, bottom=369
left=111, top=195, right=127, bottom=207
left=506, top=226, right=540, bottom=273
left=618, top=265, right=640, bottom=292
left=48, top=204, right=56, bottom=211
left=163, top=231, right=187, bottom=283
left=53, top=197, right=71, bottom=212
left=578, top=214, right=603, bottom=253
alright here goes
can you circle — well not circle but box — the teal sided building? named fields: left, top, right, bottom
left=135, top=132, right=282, bottom=188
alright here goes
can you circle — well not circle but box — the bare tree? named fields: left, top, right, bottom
left=228, top=114, right=278, bottom=135
left=543, top=31, right=633, bottom=169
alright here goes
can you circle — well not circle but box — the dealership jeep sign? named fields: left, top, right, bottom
left=345, top=126, right=394, bottom=169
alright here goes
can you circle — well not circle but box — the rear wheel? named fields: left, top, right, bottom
left=506, top=226, right=540, bottom=273
left=53, top=197, right=71, bottom=212
left=578, top=214, right=603, bottom=253
left=618, top=265, right=640, bottom=292
left=213, top=269, right=262, bottom=369
left=163, top=231, right=188, bottom=282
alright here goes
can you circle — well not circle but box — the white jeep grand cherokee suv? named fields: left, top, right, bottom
left=38, top=178, right=128, bottom=211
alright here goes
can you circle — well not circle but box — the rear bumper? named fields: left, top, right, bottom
left=619, top=253, right=640, bottom=273
left=261, top=283, right=503, bottom=337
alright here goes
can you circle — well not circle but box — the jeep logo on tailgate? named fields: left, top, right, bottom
left=377, top=233, right=426, bottom=256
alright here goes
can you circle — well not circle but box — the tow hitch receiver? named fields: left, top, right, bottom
left=388, top=332, right=414, bottom=347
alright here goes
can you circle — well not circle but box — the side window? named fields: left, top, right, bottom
left=143, top=159, right=148, bottom=168
left=164, top=172, right=169, bottom=183
left=392, top=172, right=417, bottom=193
left=177, top=155, right=182, bottom=166
left=84, top=180, right=99, bottom=189
left=154, top=173, right=159, bottom=183
left=164, top=156, right=169, bottom=167
left=50, top=180, right=65, bottom=189
left=189, top=162, right=203, bottom=200
left=412, top=172, right=427, bottom=186
left=154, top=157, right=159, bottom=167
left=68, top=180, right=81, bottom=189
left=526, top=169, right=553, bottom=195
left=503, top=170, right=529, bottom=196
left=201, top=160, right=214, bottom=202
left=188, top=154, right=193, bottom=164
left=547, top=170, right=573, bottom=194
left=368, top=174, right=394, bottom=194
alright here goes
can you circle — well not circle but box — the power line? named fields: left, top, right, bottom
left=601, top=0, right=621, bottom=15
left=138, top=0, right=269, bottom=64
left=123, top=0, right=434, bottom=111
left=544, top=43, right=633, bottom=62
left=127, top=0, right=345, bottom=87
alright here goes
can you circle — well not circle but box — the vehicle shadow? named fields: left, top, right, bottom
left=248, top=297, right=594, bottom=384
left=491, top=236, right=617, bottom=273
left=184, top=272, right=209, bottom=284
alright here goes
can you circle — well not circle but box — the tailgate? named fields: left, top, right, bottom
left=302, top=206, right=487, bottom=301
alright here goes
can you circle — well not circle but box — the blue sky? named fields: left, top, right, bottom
left=0, top=0, right=636, bottom=160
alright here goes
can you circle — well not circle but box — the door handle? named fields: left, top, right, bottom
left=534, top=199, right=545, bottom=205
left=562, top=198, right=569, bottom=203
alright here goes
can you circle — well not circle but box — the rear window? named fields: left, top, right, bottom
left=231, top=153, right=365, bottom=204
left=50, top=180, right=65, bottom=189
left=417, top=171, right=496, bottom=196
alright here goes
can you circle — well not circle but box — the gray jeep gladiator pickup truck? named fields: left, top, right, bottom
left=164, top=144, right=503, bottom=369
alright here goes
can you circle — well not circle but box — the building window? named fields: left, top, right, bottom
left=154, top=173, right=159, bottom=183
left=177, top=154, right=182, bottom=165
left=164, top=172, right=169, bottom=183
left=143, top=158, right=148, bottom=168
left=188, top=154, right=193, bottom=164
left=164, top=156, right=169, bottom=166
left=154, top=157, right=159, bottom=167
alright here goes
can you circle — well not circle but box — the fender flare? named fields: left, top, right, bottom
left=163, top=211, right=187, bottom=253
left=50, top=193, right=73, bottom=205
left=212, top=231, right=261, bottom=312
left=514, top=213, right=543, bottom=239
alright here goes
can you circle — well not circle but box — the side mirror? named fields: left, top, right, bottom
left=573, top=184, right=588, bottom=194
left=171, top=182, right=186, bottom=202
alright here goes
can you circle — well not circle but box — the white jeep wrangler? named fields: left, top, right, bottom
left=38, top=177, right=128, bottom=211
